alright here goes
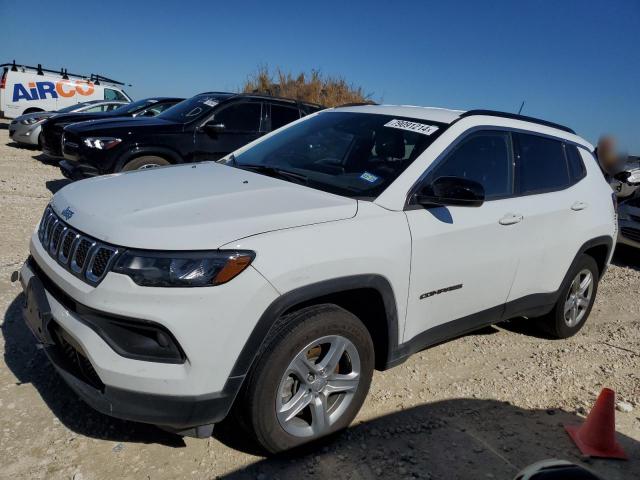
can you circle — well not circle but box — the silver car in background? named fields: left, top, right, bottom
left=8, top=100, right=128, bottom=147
left=613, top=157, right=640, bottom=249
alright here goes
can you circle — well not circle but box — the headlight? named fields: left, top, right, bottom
left=112, top=250, right=255, bottom=287
left=82, top=137, right=122, bottom=150
left=20, top=116, right=47, bottom=125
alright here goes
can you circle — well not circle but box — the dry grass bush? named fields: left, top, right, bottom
left=242, top=66, right=373, bottom=107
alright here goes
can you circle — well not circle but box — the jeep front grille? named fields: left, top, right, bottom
left=37, top=206, right=120, bottom=286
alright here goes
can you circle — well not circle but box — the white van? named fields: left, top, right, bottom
left=1, top=61, right=131, bottom=119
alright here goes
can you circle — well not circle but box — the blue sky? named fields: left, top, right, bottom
left=2, top=0, right=638, bottom=152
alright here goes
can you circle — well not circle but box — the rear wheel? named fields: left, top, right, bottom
left=537, top=255, right=599, bottom=338
left=237, top=304, right=374, bottom=453
left=120, top=155, right=170, bottom=171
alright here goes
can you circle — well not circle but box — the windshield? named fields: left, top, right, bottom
left=158, top=94, right=229, bottom=122
left=110, top=99, right=158, bottom=115
left=230, top=111, right=446, bottom=199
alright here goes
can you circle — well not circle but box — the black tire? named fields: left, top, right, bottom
left=120, top=155, right=170, bottom=172
left=537, top=254, right=599, bottom=339
left=37, top=132, right=44, bottom=149
left=237, top=304, right=374, bottom=453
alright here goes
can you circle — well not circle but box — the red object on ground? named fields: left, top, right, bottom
left=564, top=387, right=628, bottom=460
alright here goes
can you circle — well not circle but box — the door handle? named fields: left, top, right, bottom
left=499, top=213, right=523, bottom=225
left=571, top=201, right=588, bottom=211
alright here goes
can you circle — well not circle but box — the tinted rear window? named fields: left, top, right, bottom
left=516, top=133, right=569, bottom=194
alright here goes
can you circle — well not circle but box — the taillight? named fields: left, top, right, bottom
left=0, top=70, right=6, bottom=89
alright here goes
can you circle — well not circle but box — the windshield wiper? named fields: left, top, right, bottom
left=238, top=164, right=308, bottom=185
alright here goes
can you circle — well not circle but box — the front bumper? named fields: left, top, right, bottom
left=61, top=135, right=120, bottom=177
left=59, top=159, right=99, bottom=180
left=51, top=362, right=241, bottom=435
left=18, top=257, right=242, bottom=432
left=9, top=123, right=42, bottom=146
left=18, top=233, right=280, bottom=431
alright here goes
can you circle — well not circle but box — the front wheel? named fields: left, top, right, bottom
left=537, top=254, right=599, bottom=338
left=237, top=304, right=374, bottom=453
left=120, top=155, right=170, bottom=172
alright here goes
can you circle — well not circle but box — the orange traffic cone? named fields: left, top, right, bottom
left=564, top=388, right=628, bottom=460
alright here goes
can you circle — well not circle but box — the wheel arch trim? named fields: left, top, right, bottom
left=575, top=235, right=614, bottom=277
left=116, top=146, right=182, bottom=171
left=228, top=274, right=400, bottom=378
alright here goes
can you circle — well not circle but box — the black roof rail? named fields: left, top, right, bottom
left=0, top=60, right=127, bottom=86
left=335, top=101, right=378, bottom=108
left=196, top=91, right=236, bottom=96
left=459, top=109, right=575, bottom=134
left=201, top=91, right=325, bottom=108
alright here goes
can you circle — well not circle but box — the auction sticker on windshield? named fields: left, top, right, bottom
left=384, top=119, right=439, bottom=136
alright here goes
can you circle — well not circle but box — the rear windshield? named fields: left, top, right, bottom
left=231, top=111, right=447, bottom=199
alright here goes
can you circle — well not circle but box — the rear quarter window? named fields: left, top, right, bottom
left=565, top=144, right=587, bottom=183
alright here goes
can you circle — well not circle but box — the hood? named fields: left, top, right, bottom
left=66, top=116, right=178, bottom=135
left=50, top=163, right=357, bottom=250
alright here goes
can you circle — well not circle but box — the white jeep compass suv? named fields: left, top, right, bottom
left=16, top=105, right=617, bottom=453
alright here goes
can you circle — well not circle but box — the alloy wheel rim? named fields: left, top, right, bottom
left=564, top=269, right=594, bottom=327
left=276, top=335, right=360, bottom=438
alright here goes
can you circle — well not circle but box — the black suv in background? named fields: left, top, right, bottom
left=59, top=93, right=323, bottom=178
left=41, top=97, right=184, bottom=158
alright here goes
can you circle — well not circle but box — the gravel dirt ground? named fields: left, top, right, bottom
left=0, top=119, right=638, bottom=480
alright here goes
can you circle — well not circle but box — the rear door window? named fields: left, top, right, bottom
left=515, top=133, right=570, bottom=194
left=270, top=104, right=300, bottom=130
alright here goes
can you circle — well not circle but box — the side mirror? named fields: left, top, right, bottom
left=414, top=176, right=485, bottom=207
left=204, top=122, right=225, bottom=134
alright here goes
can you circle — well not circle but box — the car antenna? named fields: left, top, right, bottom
left=517, top=101, right=525, bottom=115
